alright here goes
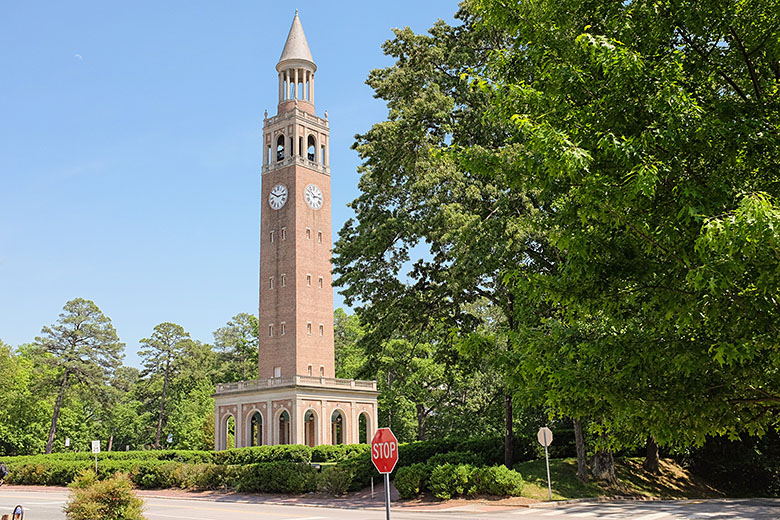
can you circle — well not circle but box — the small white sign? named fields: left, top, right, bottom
left=167, top=434, right=173, bottom=444
left=64, top=437, right=70, bottom=447
left=91, top=440, right=100, bottom=454
left=537, top=427, right=553, bottom=447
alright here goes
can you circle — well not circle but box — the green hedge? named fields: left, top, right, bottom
left=397, top=463, right=524, bottom=500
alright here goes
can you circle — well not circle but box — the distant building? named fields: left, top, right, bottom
left=214, top=12, right=379, bottom=449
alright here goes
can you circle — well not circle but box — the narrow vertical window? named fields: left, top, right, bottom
left=307, top=365, right=313, bottom=376
left=281, top=227, right=286, bottom=240
left=319, top=366, right=325, bottom=377
left=319, top=324, right=324, bottom=336
left=306, top=228, right=311, bottom=240
left=307, top=322, right=312, bottom=335
left=320, top=145, right=325, bottom=164
left=317, top=231, right=322, bottom=243
left=281, top=322, right=286, bottom=335
left=270, top=230, right=275, bottom=242
left=268, top=324, right=274, bottom=337
left=318, top=276, right=323, bottom=289
left=306, top=274, right=311, bottom=287
left=274, top=366, right=281, bottom=378
left=281, top=273, right=286, bottom=287
left=269, top=276, right=274, bottom=289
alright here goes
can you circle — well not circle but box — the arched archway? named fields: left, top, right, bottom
left=303, top=409, right=317, bottom=447
left=359, top=412, right=370, bottom=444
left=276, top=135, right=285, bottom=161
left=247, top=411, right=263, bottom=447
left=223, top=415, right=235, bottom=450
left=331, top=409, right=345, bottom=445
left=277, top=410, right=291, bottom=445
left=307, top=135, right=316, bottom=162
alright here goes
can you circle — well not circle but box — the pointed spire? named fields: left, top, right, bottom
left=277, top=11, right=316, bottom=71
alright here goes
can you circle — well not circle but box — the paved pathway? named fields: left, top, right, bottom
left=0, top=486, right=778, bottom=519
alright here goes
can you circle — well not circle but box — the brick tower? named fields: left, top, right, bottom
left=214, top=12, right=378, bottom=449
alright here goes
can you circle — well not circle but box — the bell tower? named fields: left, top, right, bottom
left=259, top=10, right=334, bottom=380
left=214, top=12, right=377, bottom=450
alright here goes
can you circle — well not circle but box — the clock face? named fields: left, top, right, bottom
left=304, top=184, right=323, bottom=210
left=269, top=184, right=288, bottom=210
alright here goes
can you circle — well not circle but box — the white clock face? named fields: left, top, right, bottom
left=269, top=184, right=288, bottom=210
left=304, top=184, right=323, bottom=210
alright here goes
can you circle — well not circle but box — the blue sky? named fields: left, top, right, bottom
left=0, top=1, right=458, bottom=367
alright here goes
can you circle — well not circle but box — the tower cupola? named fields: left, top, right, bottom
left=276, top=11, right=316, bottom=113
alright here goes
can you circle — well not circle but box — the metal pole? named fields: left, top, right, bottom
left=384, top=472, right=391, bottom=519
left=95, top=453, right=98, bottom=474
left=544, top=429, right=552, bottom=501
left=371, top=477, right=374, bottom=498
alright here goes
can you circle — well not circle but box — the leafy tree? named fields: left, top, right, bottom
left=32, top=298, right=124, bottom=454
left=213, top=313, right=258, bottom=382
left=139, top=322, right=191, bottom=449
left=334, top=308, right=366, bottom=379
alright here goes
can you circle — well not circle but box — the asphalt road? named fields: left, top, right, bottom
left=0, top=488, right=778, bottom=519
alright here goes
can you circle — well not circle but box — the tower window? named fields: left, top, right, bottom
left=317, top=231, right=322, bottom=243
left=268, top=324, right=274, bottom=337
left=308, top=365, right=313, bottom=376
left=270, top=230, right=274, bottom=242
left=320, top=366, right=325, bottom=377
left=321, top=145, right=325, bottom=164
left=318, top=276, right=323, bottom=288
left=299, top=136, right=303, bottom=157
left=281, top=322, right=286, bottom=335
left=276, top=135, right=285, bottom=161
left=267, top=145, right=271, bottom=165
left=281, top=273, right=286, bottom=287
left=269, top=277, right=275, bottom=289
left=307, top=322, right=312, bottom=335
left=319, top=324, right=324, bottom=336
left=307, top=135, right=316, bottom=162
left=306, top=274, right=311, bottom=287
left=274, top=366, right=281, bottom=378
left=281, top=227, right=286, bottom=240
left=306, top=228, right=311, bottom=240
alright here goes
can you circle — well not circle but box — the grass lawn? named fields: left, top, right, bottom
left=514, top=458, right=724, bottom=501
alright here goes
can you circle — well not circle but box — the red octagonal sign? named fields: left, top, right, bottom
left=371, top=427, right=399, bottom=474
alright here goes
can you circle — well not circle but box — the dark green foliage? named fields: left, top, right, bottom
left=428, top=450, right=485, bottom=467
left=64, top=471, right=145, bottom=520
left=235, top=462, right=318, bottom=494
left=470, top=465, right=524, bottom=496
left=311, top=444, right=370, bottom=462
left=429, top=464, right=474, bottom=500
left=334, top=452, right=381, bottom=491
left=394, top=463, right=430, bottom=499
left=316, top=465, right=354, bottom=495
left=212, top=445, right=312, bottom=465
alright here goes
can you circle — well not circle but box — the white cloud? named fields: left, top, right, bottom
left=74, top=54, right=83, bottom=61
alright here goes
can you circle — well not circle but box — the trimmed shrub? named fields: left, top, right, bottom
left=471, top=466, right=524, bottom=496
left=317, top=466, right=353, bottom=495
left=213, top=445, right=311, bottom=465
left=64, top=472, right=145, bottom=520
left=235, top=462, right=318, bottom=494
left=311, top=444, right=370, bottom=462
left=394, top=463, right=430, bottom=499
left=335, top=452, right=380, bottom=491
left=429, top=464, right=474, bottom=500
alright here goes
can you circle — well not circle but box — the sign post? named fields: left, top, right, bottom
left=371, top=428, right=399, bottom=520
left=537, top=427, right=553, bottom=500
left=91, top=440, right=101, bottom=473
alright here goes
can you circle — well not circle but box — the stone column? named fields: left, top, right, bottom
left=278, top=72, right=283, bottom=103
left=310, top=73, right=314, bottom=106
left=294, top=68, right=299, bottom=99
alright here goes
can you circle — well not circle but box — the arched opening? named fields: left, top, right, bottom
left=276, top=135, right=285, bottom=161
left=305, top=80, right=310, bottom=101
left=298, top=136, right=303, bottom=157
left=331, top=410, right=344, bottom=445
left=266, top=145, right=271, bottom=165
left=307, top=135, right=316, bottom=162
left=320, top=145, right=325, bottom=164
left=224, top=415, right=235, bottom=450
left=304, top=409, right=317, bottom=447
left=359, top=413, right=369, bottom=444
left=278, top=410, right=291, bottom=445
left=249, top=411, right=263, bottom=446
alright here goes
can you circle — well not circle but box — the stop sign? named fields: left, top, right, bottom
left=371, top=427, right=399, bottom=474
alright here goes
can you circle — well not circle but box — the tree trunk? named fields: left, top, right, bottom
left=643, top=435, right=660, bottom=474
left=45, top=371, right=69, bottom=454
left=504, top=394, right=513, bottom=467
left=108, top=435, right=113, bottom=452
left=591, top=448, right=617, bottom=484
left=415, top=403, right=427, bottom=441
left=154, top=359, right=171, bottom=449
left=573, top=418, right=588, bottom=483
